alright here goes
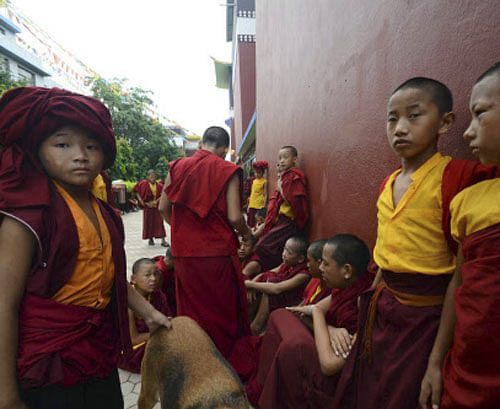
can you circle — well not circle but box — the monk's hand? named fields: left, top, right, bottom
left=144, top=309, right=172, bottom=334
left=286, top=305, right=310, bottom=315
left=328, top=326, right=353, bottom=359
left=419, top=363, right=443, bottom=409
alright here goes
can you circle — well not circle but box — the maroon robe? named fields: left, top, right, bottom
left=133, top=179, right=166, bottom=240
left=247, top=273, right=374, bottom=409
left=441, top=222, right=500, bottom=409
left=153, top=255, right=177, bottom=316
left=255, top=168, right=309, bottom=270
left=165, top=149, right=251, bottom=361
left=332, top=159, right=500, bottom=409
left=303, top=278, right=335, bottom=306
left=118, top=290, right=170, bottom=373
left=11, top=187, right=131, bottom=388
left=0, top=87, right=130, bottom=390
left=258, top=262, right=311, bottom=312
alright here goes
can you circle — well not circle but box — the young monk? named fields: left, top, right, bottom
left=246, top=234, right=373, bottom=409
left=0, top=87, right=170, bottom=409
left=254, top=146, right=309, bottom=270
left=152, top=247, right=177, bottom=316
left=245, top=236, right=311, bottom=335
left=247, top=160, right=268, bottom=227
left=420, top=62, right=500, bottom=409
left=332, top=78, right=499, bottom=409
left=133, top=169, right=168, bottom=247
left=252, top=207, right=267, bottom=236
left=118, top=258, right=171, bottom=373
left=158, top=126, right=252, bottom=363
left=301, top=239, right=332, bottom=306
left=238, top=235, right=260, bottom=276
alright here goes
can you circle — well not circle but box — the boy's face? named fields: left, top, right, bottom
left=282, top=239, right=303, bottom=266
left=132, top=262, right=158, bottom=294
left=277, top=148, right=297, bottom=173
left=387, top=88, right=446, bottom=160
left=38, top=126, right=104, bottom=191
left=147, top=172, right=157, bottom=183
left=464, top=74, right=500, bottom=166
left=320, top=244, right=348, bottom=289
left=238, top=240, right=254, bottom=258
left=307, top=248, right=322, bottom=278
left=215, top=145, right=229, bottom=159
left=163, top=256, right=174, bottom=271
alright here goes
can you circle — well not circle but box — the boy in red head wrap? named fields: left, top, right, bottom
left=0, top=87, right=170, bottom=409
left=247, top=160, right=268, bottom=228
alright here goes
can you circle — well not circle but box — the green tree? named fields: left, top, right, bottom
left=109, top=137, right=137, bottom=181
left=0, top=69, right=27, bottom=96
left=87, top=76, right=183, bottom=180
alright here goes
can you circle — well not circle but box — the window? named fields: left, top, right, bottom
left=17, top=64, right=35, bottom=86
left=0, top=55, right=9, bottom=73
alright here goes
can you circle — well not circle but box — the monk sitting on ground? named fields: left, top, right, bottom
left=246, top=234, right=373, bottom=409
left=152, top=247, right=177, bottom=316
left=245, top=236, right=310, bottom=335
left=238, top=235, right=261, bottom=277
left=118, top=258, right=171, bottom=374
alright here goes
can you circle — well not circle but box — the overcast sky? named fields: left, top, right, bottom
left=13, top=0, right=232, bottom=136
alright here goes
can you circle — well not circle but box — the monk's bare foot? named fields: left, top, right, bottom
left=148, top=238, right=154, bottom=245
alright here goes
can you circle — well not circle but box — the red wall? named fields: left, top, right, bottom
left=233, top=42, right=256, bottom=152
left=255, top=0, right=500, bottom=250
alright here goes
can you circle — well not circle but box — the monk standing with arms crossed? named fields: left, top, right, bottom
left=159, top=126, right=252, bottom=362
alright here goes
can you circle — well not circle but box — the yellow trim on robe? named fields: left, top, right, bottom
left=149, top=182, right=157, bottom=198
left=450, top=178, right=500, bottom=242
left=91, top=174, right=107, bottom=202
left=308, top=283, right=323, bottom=304
left=52, top=181, right=115, bottom=309
left=373, top=152, right=456, bottom=275
left=248, top=177, right=267, bottom=209
left=279, top=200, right=295, bottom=220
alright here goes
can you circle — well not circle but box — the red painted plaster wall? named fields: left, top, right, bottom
left=255, top=0, right=500, bottom=250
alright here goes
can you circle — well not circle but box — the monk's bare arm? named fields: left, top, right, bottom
left=0, top=217, right=35, bottom=409
left=158, top=174, right=172, bottom=224
left=419, top=246, right=464, bottom=409
left=127, top=308, right=149, bottom=346
left=311, top=306, right=346, bottom=376
left=226, top=173, right=252, bottom=239
left=242, top=260, right=262, bottom=278
left=127, top=283, right=171, bottom=333
left=246, top=273, right=309, bottom=295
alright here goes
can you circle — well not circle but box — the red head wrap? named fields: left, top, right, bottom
left=252, top=160, right=268, bottom=171
left=0, top=87, right=116, bottom=211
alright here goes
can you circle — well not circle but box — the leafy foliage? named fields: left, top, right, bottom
left=0, top=69, right=27, bottom=96
left=87, top=76, right=183, bottom=181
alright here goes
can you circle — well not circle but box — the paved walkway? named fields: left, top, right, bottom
left=119, top=209, right=170, bottom=409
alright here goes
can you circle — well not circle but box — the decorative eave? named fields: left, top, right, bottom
left=237, top=34, right=256, bottom=43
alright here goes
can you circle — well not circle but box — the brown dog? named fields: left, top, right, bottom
left=138, top=316, right=250, bottom=409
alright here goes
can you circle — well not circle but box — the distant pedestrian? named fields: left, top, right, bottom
left=133, top=170, right=169, bottom=246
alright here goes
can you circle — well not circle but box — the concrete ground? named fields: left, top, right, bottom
left=119, top=209, right=169, bottom=409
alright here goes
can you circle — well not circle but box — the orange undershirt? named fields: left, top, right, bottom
left=52, top=181, right=115, bottom=309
